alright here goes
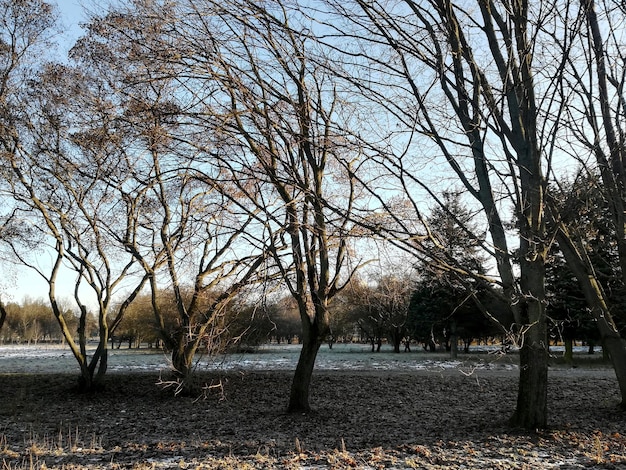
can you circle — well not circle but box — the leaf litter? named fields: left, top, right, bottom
left=0, top=364, right=624, bottom=469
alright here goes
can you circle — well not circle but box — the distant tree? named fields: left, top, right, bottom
left=371, top=274, right=414, bottom=354
left=110, top=296, right=152, bottom=349
left=408, top=273, right=494, bottom=357
left=0, top=298, right=80, bottom=344
left=341, top=278, right=386, bottom=352
left=326, top=293, right=358, bottom=347
left=269, top=296, right=304, bottom=345
left=408, top=284, right=440, bottom=352
left=408, top=193, right=494, bottom=358
left=224, top=298, right=276, bottom=349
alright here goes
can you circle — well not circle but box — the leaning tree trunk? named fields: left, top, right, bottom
left=288, top=306, right=330, bottom=413
left=556, top=228, right=626, bottom=408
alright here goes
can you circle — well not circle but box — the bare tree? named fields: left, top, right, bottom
left=5, top=60, right=153, bottom=390
left=201, top=1, right=360, bottom=412
left=314, top=0, right=576, bottom=428
left=0, top=0, right=57, bottom=336
left=110, top=0, right=367, bottom=410
left=546, top=0, right=626, bottom=407
left=70, top=0, right=362, bottom=404
left=69, top=1, right=273, bottom=393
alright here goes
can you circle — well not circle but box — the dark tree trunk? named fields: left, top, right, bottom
left=287, top=335, right=324, bottom=413
left=510, top=337, right=548, bottom=429
left=393, top=330, right=401, bottom=353
left=168, top=329, right=199, bottom=395
left=449, top=320, right=458, bottom=360
left=510, top=250, right=549, bottom=429
left=0, top=301, right=6, bottom=332
left=564, top=338, right=573, bottom=365
left=288, top=308, right=329, bottom=413
left=76, top=345, right=108, bottom=393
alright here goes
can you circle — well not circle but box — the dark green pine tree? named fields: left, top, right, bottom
left=408, top=192, right=497, bottom=357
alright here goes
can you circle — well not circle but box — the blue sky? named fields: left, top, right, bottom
left=54, top=0, right=89, bottom=54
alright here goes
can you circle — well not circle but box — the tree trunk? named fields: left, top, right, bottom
left=0, top=301, right=6, bottom=332
left=450, top=320, right=458, bottom=360
left=510, top=249, right=549, bottom=429
left=287, top=334, right=324, bottom=413
left=555, top=226, right=626, bottom=408
left=93, top=341, right=108, bottom=385
left=393, top=330, right=401, bottom=354
left=172, top=348, right=192, bottom=376
left=169, top=329, right=199, bottom=395
left=564, top=338, right=573, bottom=365
left=288, top=302, right=330, bottom=413
left=76, top=344, right=107, bottom=393
left=511, top=336, right=548, bottom=429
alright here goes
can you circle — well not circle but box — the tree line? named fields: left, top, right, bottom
left=1, top=0, right=626, bottom=430
left=1, top=268, right=607, bottom=358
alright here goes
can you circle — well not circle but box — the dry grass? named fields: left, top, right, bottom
left=0, top=367, right=625, bottom=469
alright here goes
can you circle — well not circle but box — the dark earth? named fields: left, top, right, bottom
left=1, top=366, right=626, bottom=469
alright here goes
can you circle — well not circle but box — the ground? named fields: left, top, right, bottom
left=1, top=365, right=625, bottom=469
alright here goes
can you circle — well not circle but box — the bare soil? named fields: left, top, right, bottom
left=1, top=367, right=625, bottom=469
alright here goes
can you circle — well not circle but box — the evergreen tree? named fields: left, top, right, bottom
left=408, top=193, right=496, bottom=357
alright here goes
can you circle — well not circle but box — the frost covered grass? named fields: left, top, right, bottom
left=0, top=342, right=602, bottom=376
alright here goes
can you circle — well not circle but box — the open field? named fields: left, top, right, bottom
left=0, top=343, right=524, bottom=374
left=0, top=345, right=625, bottom=469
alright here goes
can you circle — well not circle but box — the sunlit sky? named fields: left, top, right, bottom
left=5, top=2, right=93, bottom=307
left=54, top=0, right=88, bottom=54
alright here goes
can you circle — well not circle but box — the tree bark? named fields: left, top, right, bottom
left=288, top=335, right=324, bottom=413
left=288, top=308, right=329, bottom=413
left=511, top=337, right=548, bottom=428
left=449, top=320, right=458, bottom=360
left=169, top=328, right=201, bottom=395
left=0, top=301, right=6, bottom=333
left=512, top=234, right=549, bottom=430
left=564, top=338, right=573, bottom=365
